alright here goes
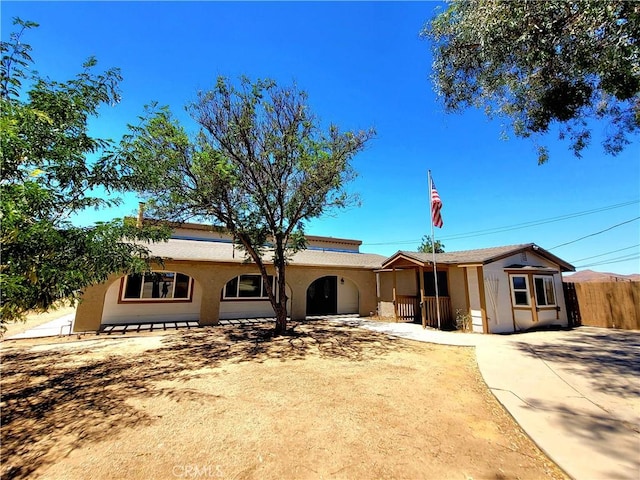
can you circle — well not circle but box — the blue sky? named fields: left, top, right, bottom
left=3, top=1, right=639, bottom=274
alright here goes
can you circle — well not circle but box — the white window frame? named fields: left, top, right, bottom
left=509, top=274, right=530, bottom=307
left=533, top=275, right=557, bottom=307
left=223, top=274, right=274, bottom=300
left=121, top=271, right=193, bottom=302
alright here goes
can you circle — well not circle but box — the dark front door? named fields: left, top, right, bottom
left=306, top=276, right=338, bottom=315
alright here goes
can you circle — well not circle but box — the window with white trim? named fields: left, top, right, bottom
left=510, top=275, right=530, bottom=306
left=534, top=275, right=556, bottom=307
left=223, top=274, right=274, bottom=300
left=122, top=272, right=192, bottom=301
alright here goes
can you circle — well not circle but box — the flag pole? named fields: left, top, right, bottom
left=428, top=170, right=442, bottom=329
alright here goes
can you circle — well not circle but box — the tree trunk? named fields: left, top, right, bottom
left=274, top=304, right=288, bottom=336
left=273, top=260, right=288, bottom=336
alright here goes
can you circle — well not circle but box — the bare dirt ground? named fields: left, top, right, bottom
left=1, top=320, right=567, bottom=480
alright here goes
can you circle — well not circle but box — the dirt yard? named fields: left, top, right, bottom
left=1, top=320, right=567, bottom=480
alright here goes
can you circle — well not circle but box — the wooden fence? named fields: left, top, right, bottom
left=563, top=281, right=640, bottom=330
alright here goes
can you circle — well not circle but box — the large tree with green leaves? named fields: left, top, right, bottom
left=0, top=19, right=168, bottom=329
left=423, top=0, right=639, bottom=163
left=115, top=76, right=374, bottom=335
left=417, top=236, right=445, bottom=254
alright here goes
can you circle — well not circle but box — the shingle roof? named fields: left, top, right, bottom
left=143, top=238, right=386, bottom=269
left=383, top=243, right=575, bottom=272
left=398, top=244, right=535, bottom=265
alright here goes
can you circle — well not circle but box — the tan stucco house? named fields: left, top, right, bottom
left=74, top=222, right=575, bottom=335
left=73, top=222, right=385, bottom=332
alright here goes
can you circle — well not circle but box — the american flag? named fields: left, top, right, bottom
left=431, top=177, right=443, bottom=228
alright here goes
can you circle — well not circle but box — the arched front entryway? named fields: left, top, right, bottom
left=306, top=275, right=359, bottom=316
left=307, top=276, right=338, bottom=315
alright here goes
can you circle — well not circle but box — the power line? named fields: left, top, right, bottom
left=362, top=199, right=639, bottom=246
left=548, top=217, right=640, bottom=250
left=440, top=200, right=639, bottom=241
left=569, top=244, right=640, bottom=263
left=575, top=254, right=640, bottom=269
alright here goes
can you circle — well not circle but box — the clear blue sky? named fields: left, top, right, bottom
left=3, top=1, right=639, bottom=274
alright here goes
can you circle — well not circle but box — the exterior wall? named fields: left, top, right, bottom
left=219, top=285, right=292, bottom=320
left=465, top=267, right=485, bottom=333
left=482, top=252, right=569, bottom=333
left=448, top=267, right=468, bottom=319
left=74, top=260, right=377, bottom=332
left=377, top=269, right=417, bottom=318
left=337, top=277, right=359, bottom=314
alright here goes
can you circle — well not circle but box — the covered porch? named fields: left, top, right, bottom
left=377, top=252, right=462, bottom=330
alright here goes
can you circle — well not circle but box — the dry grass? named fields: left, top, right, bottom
left=1, top=321, right=567, bottom=480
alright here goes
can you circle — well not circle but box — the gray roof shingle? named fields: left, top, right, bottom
left=143, top=238, right=386, bottom=269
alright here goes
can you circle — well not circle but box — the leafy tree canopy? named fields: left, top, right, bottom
left=113, top=76, right=375, bottom=335
left=418, top=236, right=445, bottom=254
left=0, top=18, right=168, bottom=328
left=423, top=0, right=639, bottom=163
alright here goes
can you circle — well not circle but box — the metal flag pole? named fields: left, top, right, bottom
left=428, top=170, right=442, bottom=329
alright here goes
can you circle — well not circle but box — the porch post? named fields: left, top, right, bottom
left=392, top=267, right=398, bottom=322
left=419, top=266, right=427, bottom=328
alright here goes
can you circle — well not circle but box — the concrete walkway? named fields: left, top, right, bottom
left=5, top=314, right=76, bottom=339
left=340, top=318, right=640, bottom=480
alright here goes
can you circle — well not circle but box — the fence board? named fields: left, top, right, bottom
left=567, top=282, right=640, bottom=330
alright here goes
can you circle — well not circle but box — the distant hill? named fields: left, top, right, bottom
left=563, top=269, right=640, bottom=283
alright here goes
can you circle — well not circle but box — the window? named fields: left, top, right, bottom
left=510, top=275, right=530, bottom=306
left=122, top=272, right=192, bottom=301
left=534, top=275, right=556, bottom=307
left=223, top=274, right=273, bottom=300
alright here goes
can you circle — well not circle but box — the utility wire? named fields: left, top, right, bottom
left=569, top=244, right=640, bottom=263
left=548, top=217, right=640, bottom=250
left=362, top=199, right=639, bottom=246
left=575, top=254, right=640, bottom=269
left=440, top=200, right=639, bottom=241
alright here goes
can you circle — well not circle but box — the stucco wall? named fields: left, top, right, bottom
left=74, top=261, right=377, bottom=332
left=377, top=269, right=418, bottom=318
left=448, top=267, right=468, bottom=319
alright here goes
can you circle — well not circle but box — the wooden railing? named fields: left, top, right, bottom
left=394, top=295, right=452, bottom=328
left=395, top=295, right=419, bottom=322
left=423, top=296, right=453, bottom=329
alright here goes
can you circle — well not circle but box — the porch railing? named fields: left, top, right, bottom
left=423, top=296, right=453, bottom=329
left=394, top=295, right=453, bottom=329
left=395, top=295, right=419, bottom=322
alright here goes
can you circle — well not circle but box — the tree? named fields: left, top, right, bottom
left=0, top=19, right=168, bottom=329
left=423, top=0, right=639, bottom=163
left=114, top=76, right=375, bottom=335
left=417, top=236, right=445, bottom=254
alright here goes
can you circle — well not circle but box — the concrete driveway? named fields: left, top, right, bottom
left=350, top=319, right=640, bottom=480
left=477, top=327, right=640, bottom=480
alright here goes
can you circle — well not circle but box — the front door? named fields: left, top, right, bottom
left=306, top=276, right=338, bottom=315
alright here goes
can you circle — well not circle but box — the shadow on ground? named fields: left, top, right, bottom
left=0, top=321, right=403, bottom=479
left=521, top=399, right=640, bottom=478
left=512, top=328, right=640, bottom=398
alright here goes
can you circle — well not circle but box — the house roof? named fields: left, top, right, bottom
left=381, top=243, right=575, bottom=272
left=143, top=238, right=386, bottom=269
